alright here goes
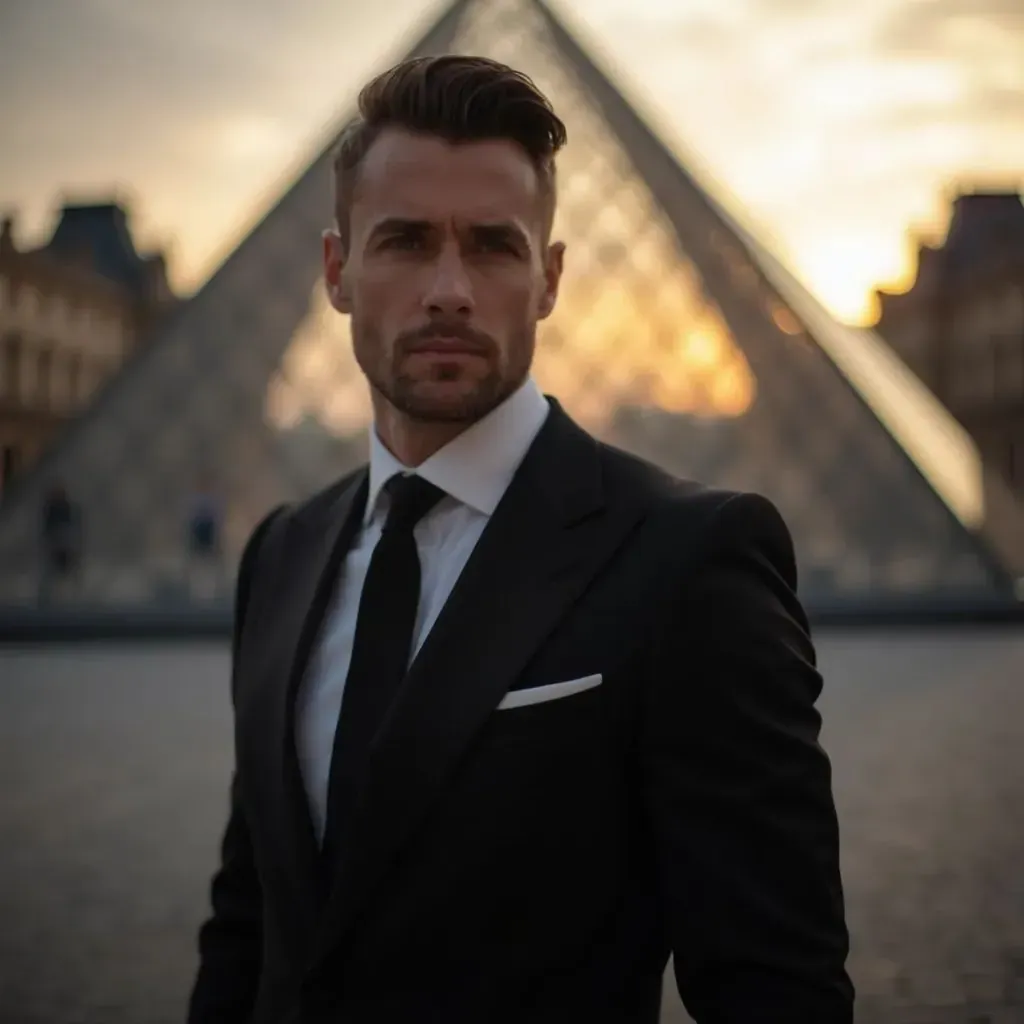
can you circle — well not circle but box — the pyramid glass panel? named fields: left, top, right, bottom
left=0, top=0, right=1019, bottom=616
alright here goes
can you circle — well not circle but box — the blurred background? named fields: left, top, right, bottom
left=1, top=0, right=1023, bottom=1021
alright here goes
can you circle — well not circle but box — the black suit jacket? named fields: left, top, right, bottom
left=188, top=400, right=852, bottom=1023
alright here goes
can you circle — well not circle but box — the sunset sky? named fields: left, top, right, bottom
left=1, top=0, right=1022, bottom=324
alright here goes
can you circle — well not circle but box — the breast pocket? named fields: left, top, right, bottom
left=496, top=673, right=603, bottom=710
left=481, top=672, right=614, bottom=762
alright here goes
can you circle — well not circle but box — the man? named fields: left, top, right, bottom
left=189, top=55, right=852, bottom=1023
left=40, top=483, right=81, bottom=603
left=186, top=474, right=227, bottom=598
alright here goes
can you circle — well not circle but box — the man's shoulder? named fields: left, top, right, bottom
left=596, top=437, right=744, bottom=518
left=242, top=465, right=366, bottom=558
left=277, top=465, right=366, bottom=525
left=594, top=439, right=792, bottom=553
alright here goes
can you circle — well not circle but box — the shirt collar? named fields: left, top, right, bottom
left=365, top=377, right=549, bottom=523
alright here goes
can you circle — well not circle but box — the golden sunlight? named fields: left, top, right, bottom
left=535, top=263, right=756, bottom=427
left=265, top=261, right=757, bottom=440
left=795, top=233, right=907, bottom=325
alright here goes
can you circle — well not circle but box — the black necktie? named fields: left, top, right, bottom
left=320, top=473, right=445, bottom=876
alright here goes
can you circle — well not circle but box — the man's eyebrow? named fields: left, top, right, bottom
left=366, top=218, right=532, bottom=250
left=471, top=222, right=531, bottom=246
left=368, top=217, right=433, bottom=237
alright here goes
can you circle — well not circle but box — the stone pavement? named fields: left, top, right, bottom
left=1, top=630, right=1023, bottom=1024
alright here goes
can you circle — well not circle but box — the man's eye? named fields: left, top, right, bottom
left=477, top=238, right=516, bottom=255
left=382, top=235, right=425, bottom=250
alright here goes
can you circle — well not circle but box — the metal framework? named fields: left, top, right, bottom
left=2, top=0, right=1022, bottom=636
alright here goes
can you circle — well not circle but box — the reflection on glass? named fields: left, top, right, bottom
left=266, top=289, right=370, bottom=437
left=709, top=172, right=991, bottom=530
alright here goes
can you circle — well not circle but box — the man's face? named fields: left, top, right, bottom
left=324, top=129, right=564, bottom=423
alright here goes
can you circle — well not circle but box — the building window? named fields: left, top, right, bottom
left=109, top=316, right=127, bottom=359
left=36, top=347, right=53, bottom=409
left=995, top=336, right=1024, bottom=401
left=2, top=333, right=22, bottom=401
left=953, top=337, right=995, bottom=407
left=67, top=353, right=82, bottom=406
left=47, top=293, right=67, bottom=338
left=1003, top=287, right=1024, bottom=335
left=79, top=362, right=100, bottom=403
left=19, top=286, right=41, bottom=323
left=1013, top=438, right=1024, bottom=487
left=953, top=304, right=980, bottom=347
left=93, top=312, right=114, bottom=359
left=893, top=319, right=929, bottom=377
left=49, top=350, right=68, bottom=411
left=1, top=445, right=17, bottom=489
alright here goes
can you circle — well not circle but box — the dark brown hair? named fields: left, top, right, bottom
left=332, top=55, right=567, bottom=246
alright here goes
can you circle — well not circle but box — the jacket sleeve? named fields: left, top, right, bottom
left=187, top=506, right=286, bottom=1024
left=642, top=491, right=853, bottom=1023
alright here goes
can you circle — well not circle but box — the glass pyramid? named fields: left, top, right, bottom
left=0, top=0, right=1021, bottom=615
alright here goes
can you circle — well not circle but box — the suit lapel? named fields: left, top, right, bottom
left=260, top=470, right=368, bottom=925
left=310, top=404, right=645, bottom=966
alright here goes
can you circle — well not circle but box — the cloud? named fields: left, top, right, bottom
left=2, top=0, right=1022, bottom=320
left=874, top=0, right=1024, bottom=52
left=798, top=55, right=967, bottom=118
left=865, top=82, right=1024, bottom=134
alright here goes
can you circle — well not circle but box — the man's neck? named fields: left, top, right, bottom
left=371, top=399, right=472, bottom=468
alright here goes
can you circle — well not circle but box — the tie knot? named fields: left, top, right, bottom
left=383, top=474, right=445, bottom=533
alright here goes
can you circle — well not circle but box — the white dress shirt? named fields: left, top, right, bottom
left=295, top=378, right=550, bottom=843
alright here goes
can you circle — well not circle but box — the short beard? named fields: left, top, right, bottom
left=386, top=364, right=524, bottom=423
left=353, top=318, right=534, bottom=424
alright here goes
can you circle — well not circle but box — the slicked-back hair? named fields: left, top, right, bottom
left=332, top=55, right=567, bottom=247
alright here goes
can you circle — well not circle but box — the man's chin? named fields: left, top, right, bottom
left=394, top=378, right=503, bottom=423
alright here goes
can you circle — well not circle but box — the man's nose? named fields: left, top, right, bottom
left=421, top=246, right=474, bottom=317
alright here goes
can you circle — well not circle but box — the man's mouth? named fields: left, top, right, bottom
left=409, top=337, right=486, bottom=355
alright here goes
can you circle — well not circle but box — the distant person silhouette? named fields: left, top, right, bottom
left=40, top=484, right=80, bottom=602
left=186, top=476, right=225, bottom=597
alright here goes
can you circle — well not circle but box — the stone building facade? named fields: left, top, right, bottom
left=0, top=201, right=176, bottom=491
left=874, top=188, right=1024, bottom=495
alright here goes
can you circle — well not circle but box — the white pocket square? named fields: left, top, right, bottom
left=496, top=673, right=603, bottom=710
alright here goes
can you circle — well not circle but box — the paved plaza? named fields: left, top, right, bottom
left=1, top=630, right=1023, bottom=1024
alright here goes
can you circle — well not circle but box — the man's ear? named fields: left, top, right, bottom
left=323, top=229, right=351, bottom=313
left=537, top=240, right=565, bottom=320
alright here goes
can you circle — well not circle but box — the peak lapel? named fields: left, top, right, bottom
left=256, top=470, right=368, bottom=927
left=310, top=404, right=644, bottom=966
